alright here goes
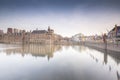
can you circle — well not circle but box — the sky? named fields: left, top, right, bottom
left=0, top=0, right=120, bottom=37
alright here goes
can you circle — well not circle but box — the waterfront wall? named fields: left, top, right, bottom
left=84, top=40, right=120, bottom=53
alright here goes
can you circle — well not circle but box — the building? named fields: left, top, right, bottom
left=47, top=26, right=54, bottom=35
left=71, top=33, right=85, bottom=42
left=0, top=30, right=3, bottom=35
left=30, top=27, right=55, bottom=44
left=108, top=24, right=120, bottom=42
left=7, top=28, right=13, bottom=34
left=3, top=27, right=63, bottom=44
left=0, top=29, right=4, bottom=40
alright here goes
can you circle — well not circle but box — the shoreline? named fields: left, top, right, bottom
left=0, top=41, right=120, bottom=53
left=84, top=41, right=120, bottom=53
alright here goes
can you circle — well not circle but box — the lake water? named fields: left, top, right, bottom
left=0, top=44, right=120, bottom=80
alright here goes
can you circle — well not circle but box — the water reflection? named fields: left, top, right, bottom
left=117, top=71, right=120, bottom=80
left=0, top=44, right=120, bottom=80
left=81, top=46, right=120, bottom=80
left=103, top=50, right=108, bottom=64
left=72, top=45, right=87, bottom=53
left=65, top=45, right=120, bottom=80
left=3, top=44, right=62, bottom=60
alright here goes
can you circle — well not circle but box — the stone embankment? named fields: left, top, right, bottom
left=84, top=40, right=120, bottom=53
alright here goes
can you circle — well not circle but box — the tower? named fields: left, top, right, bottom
left=48, top=26, right=50, bottom=31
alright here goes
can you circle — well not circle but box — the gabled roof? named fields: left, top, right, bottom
left=111, top=26, right=120, bottom=31
left=32, top=30, right=47, bottom=34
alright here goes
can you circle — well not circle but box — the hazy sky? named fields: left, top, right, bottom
left=0, top=0, right=120, bottom=37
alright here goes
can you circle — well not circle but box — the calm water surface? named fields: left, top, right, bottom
left=0, top=44, right=120, bottom=80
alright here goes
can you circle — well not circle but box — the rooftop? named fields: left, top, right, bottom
left=32, top=30, right=47, bottom=34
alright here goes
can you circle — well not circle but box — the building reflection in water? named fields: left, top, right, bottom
left=117, top=71, right=120, bottom=80
left=1, top=45, right=120, bottom=80
left=103, top=49, right=108, bottom=65
left=72, top=45, right=87, bottom=53
left=68, top=45, right=120, bottom=68
left=71, top=45, right=120, bottom=80
left=3, top=44, right=62, bottom=60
